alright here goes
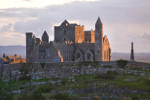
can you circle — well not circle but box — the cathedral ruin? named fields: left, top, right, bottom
left=26, top=17, right=111, bottom=63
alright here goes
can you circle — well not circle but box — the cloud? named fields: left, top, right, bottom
left=0, top=24, right=13, bottom=32
left=24, top=0, right=32, bottom=1
left=141, top=33, right=150, bottom=43
left=0, top=0, right=150, bottom=52
left=0, top=0, right=100, bottom=9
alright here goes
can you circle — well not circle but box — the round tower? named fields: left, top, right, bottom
left=94, top=17, right=103, bottom=61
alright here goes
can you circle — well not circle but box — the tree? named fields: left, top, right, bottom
left=117, top=59, right=128, bottom=68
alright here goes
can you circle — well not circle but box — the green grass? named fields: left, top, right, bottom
left=1, top=72, right=150, bottom=92
left=124, top=93, right=150, bottom=99
left=1, top=68, right=150, bottom=100
left=57, top=72, right=150, bottom=92
left=110, top=74, right=150, bottom=91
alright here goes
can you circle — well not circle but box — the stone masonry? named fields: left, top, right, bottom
left=26, top=17, right=111, bottom=63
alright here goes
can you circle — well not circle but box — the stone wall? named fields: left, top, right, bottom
left=26, top=18, right=112, bottom=63
left=1, top=61, right=149, bottom=81
left=0, top=62, right=116, bottom=81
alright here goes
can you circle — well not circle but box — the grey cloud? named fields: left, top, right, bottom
left=132, top=33, right=150, bottom=53
left=1, top=0, right=150, bottom=24
left=141, top=33, right=150, bottom=42
left=0, top=0, right=150, bottom=52
left=12, top=0, right=150, bottom=33
left=0, top=24, right=13, bottom=32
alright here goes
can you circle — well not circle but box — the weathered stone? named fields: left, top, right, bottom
left=26, top=18, right=111, bottom=63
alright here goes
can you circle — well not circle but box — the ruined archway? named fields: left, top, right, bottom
left=85, top=50, right=94, bottom=61
left=74, top=49, right=83, bottom=62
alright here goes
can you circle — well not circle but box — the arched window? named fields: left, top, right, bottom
left=75, top=50, right=83, bottom=62
left=87, top=53, right=91, bottom=60
left=85, top=50, right=93, bottom=61
left=77, top=53, right=80, bottom=59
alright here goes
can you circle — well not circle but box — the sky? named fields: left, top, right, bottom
left=0, top=0, right=150, bottom=53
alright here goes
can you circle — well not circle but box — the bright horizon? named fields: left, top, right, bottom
left=0, top=0, right=150, bottom=53
left=0, top=0, right=99, bottom=9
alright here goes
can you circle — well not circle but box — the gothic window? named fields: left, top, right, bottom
left=75, top=50, right=83, bottom=62
left=42, top=51, right=46, bottom=59
left=64, top=30, right=66, bottom=35
left=104, top=51, right=106, bottom=60
left=109, top=48, right=111, bottom=60
left=87, top=53, right=91, bottom=60
left=107, top=50, right=108, bottom=60
left=76, top=53, right=80, bottom=59
left=85, top=50, right=93, bottom=61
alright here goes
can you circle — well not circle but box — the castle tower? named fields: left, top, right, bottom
left=42, top=31, right=49, bottom=43
left=94, top=17, right=103, bottom=61
left=130, top=42, right=135, bottom=61
left=95, top=17, right=103, bottom=41
left=26, top=32, right=33, bottom=62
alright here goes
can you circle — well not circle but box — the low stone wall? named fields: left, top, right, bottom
left=127, top=61, right=150, bottom=69
left=0, top=62, right=116, bottom=80
left=0, top=61, right=150, bottom=81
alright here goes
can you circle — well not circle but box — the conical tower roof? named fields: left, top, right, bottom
left=95, top=17, right=103, bottom=34
left=96, top=17, right=102, bottom=25
left=61, top=19, right=69, bottom=26
left=42, top=30, right=49, bottom=43
left=43, top=30, right=48, bottom=36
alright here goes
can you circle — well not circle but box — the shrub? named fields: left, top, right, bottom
left=131, top=95, right=139, bottom=100
left=93, top=96, right=99, bottom=100
left=145, top=77, right=150, bottom=84
left=50, top=93, right=77, bottom=100
left=31, top=88, right=46, bottom=100
left=103, top=65, right=113, bottom=68
left=36, top=84, right=53, bottom=93
left=117, top=59, right=128, bottom=68
left=17, top=91, right=31, bottom=100
left=0, top=88, right=13, bottom=100
left=40, top=63, right=46, bottom=69
left=18, top=88, right=46, bottom=100
left=77, top=61, right=91, bottom=67
left=94, top=73, right=115, bottom=80
left=77, top=61, right=100, bottom=67
left=19, top=63, right=32, bottom=80
left=94, top=71, right=119, bottom=80
left=107, top=71, right=119, bottom=76
left=91, top=61, right=100, bottom=67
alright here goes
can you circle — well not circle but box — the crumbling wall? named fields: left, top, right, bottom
left=0, top=61, right=118, bottom=81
